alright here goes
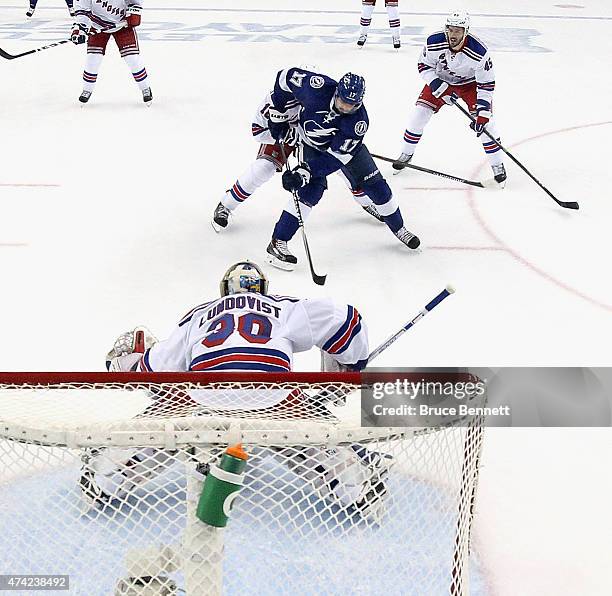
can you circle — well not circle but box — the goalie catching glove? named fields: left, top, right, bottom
left=105, top=326, right=158, bottom=371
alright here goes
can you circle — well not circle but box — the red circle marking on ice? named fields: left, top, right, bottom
left=466, top=121, right=612, bottom=312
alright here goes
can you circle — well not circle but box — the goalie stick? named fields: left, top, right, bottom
left=371, top=153, right=496, bottom=189
left=279, top=144, right=327, bottom=286
left=0, top=23, right=126, bottom=60
left=449, top=95, right=580, bottom=210
left=368, top=285, right=455, bottom=362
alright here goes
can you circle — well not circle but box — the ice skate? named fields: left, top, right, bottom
left=211, top=201, right=231, bottom=233
left=266, top=238, right=297, bottom=271
left=26, top=7, right=35, bottom=17
left=362, top=204, right=384, bottom=223
left=357, top=34, right=367, bottom=48
left=79, top=90, right=92, bottom=104
left=394, top=227, right=420, bottom=250
left=142, top=87, right=153, bottom=106
left=392, top=152, right=412, bottom=173
left=393, top=36, right=401, bottom=49
left=492, top=163, right=507, bottom=188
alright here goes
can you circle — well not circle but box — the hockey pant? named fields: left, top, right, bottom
left=83, top=27, right=149, bottom=93
left=275, top=444, right=391, bottom=522
left=273, top=143, right=404, bottom=242
left=360, top=1, right=400, bottom=36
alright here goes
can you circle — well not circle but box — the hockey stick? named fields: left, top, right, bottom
left=368, top=285, right=455, bottom=362
left=449, top=95, right=580, bottom=210
left=279, top=143, right=327, bottom=286
left=371, top=153, right=490, bottom=188
left=0, top=23, right=126, bottom=60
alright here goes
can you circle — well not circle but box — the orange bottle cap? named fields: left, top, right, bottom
left=226, top=443, right=248, bottom=460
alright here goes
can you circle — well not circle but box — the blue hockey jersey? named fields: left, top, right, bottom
left=272, top=67, right=370, bottom=176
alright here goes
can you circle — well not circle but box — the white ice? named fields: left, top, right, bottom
left=0, top=0, right=611, bottom=594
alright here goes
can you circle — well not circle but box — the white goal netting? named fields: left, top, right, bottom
left=0, top=372, right=485, bottom=596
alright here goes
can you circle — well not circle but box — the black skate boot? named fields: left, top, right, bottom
left=79, top=90, right=92, bottom=104
left=362, top=204, right=384, bottom=222
left=26, top=7, right=35, bottom=17
left=357, top=34, right=367, bottom=47
left=142, top=87, right=153, bottom=105
left=392, top=152, right=412, bottom=172
left=266, top=238, right=297, bottom=271
left=492, top=163, right=507, bottom=187
left=394, top=227, right=420, bottom=250
left=393, top=35, right=401, bottom=49
left=211, top=201, right=231, bottom=232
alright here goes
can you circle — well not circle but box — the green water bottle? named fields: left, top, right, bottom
left=196, top=443, right=248, bottom=527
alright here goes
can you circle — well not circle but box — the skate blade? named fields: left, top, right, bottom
left=265, top=253, right=296, bottom=271
left=482, top=177, right=506, bottom=189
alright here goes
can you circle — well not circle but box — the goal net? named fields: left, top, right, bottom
left=0, top=372, right=485, bottom=596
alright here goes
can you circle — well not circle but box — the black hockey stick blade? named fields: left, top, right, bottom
left=0, top=39, right=71, bottom=60
left=371, top=153, right=485, bottom=188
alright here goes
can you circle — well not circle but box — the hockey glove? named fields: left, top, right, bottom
left=470, top=99, right=491, bottom=136
left=429, top=78, right=450, bottom=99
left=70, top=23, right=88, bottom=45
left=282, top=163, right=311, bottom=191
left=126, top=5, right=142, bottom=27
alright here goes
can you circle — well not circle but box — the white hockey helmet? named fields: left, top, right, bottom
left=446, top=10, right=470, bottom=31
left=220, top=261, right=269, bottom=297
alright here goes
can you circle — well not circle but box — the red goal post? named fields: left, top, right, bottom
left=0, top=371, right=485, bottom=596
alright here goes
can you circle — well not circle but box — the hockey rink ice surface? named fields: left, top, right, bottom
left=0, top=1, right=611, bottom=594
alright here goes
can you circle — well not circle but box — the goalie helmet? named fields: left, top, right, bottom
left=445, top=10, right=470, bottom=45
left=220, top=261, right=268, bottom=297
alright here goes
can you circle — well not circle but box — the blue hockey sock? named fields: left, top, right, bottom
left=273, top=210, right=300, bottom=242
left=382, top=208, right=403, bottom=233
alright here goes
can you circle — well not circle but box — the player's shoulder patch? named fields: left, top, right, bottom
left=426, top=31, right=448, bottom=51
left=462, top=34, right=488, bottom=61
left=354, top=120, right=368, bottom=136
left=309, top=75, right=325, bottom=89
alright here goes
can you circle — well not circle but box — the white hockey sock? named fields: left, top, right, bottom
left=82, top=53, right=103, bottom=92
left=400, top=104, right=433, bottom=155
left=122, top=54, right=149, bottom=91
left=480, top=119, right=504, bottom=168
left=221, top=158, right=277, bottom=211
left=385, top=0, right=400, bottom=34
left=360, top=2, right=375, bottom=35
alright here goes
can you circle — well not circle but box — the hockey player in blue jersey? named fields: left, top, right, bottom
left=264, top=68, right=420, bottom=270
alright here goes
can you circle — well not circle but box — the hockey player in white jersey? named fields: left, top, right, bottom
left=82, top=262, right=387, bottom=521
left=211, top=92, right=385, bottom=232
left=392, top=11, right=506, bottom=186
left=357, top=0, right=401, bottom=49
left=71, top=0, right=152, bottom=105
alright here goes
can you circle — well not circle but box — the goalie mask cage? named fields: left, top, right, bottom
left=0, top=372, right=485, bottom=596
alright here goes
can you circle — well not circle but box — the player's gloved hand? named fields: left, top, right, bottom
left=126, top=5, right=142, bottom=27
left=268, top=120, right=290, bottom=143
left=268, top=106, right=293, bottom=125
left=429, top=78, right=450, bottom=99
left=70, top=23, right=88, bottom=45
left=470, top=99, right=491, bottom=136
left=282, top=163, right=311, bottom=191
left=105, top=326, right=158, bottom=371
left=441, top=91, right=459, bottom=106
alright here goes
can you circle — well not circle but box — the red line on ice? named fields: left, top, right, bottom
left=466, top=120, right=612, bottom=312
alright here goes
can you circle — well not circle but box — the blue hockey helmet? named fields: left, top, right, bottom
left=334, top=73, right=365, bottom=114
left=220, top=261, right=269, bottom=296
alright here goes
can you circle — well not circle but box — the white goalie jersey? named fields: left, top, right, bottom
left=74, top=0, right=142, bottom=32
left=134, top=293, right=368, bottom=373
left=418, top=31, right=496, bottom=104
